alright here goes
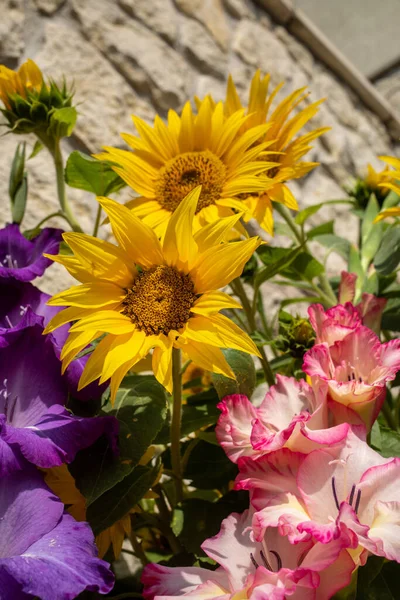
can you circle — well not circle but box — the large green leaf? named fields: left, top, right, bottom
left=70, top=375, right=167, bottom=505
left=212, top=349, right=256, bottom=400
left=356, top=560, right=400, bottom=599
left=361, top=194, right=380, bottom=244
left=65, top=150, right=126, bottom=196
left=280, top=252, right=324, bottom=282
left=254, top=245, right=304, bottom=288
left=183, top=440, right=237, bottom=489
left=378, top=426, right=400, bottom=458
left=175, top=491, right=249, bottom=554
left=374, top=227, right=400, bottom=276
left=313, top=234, right=351, bottom=260
left=87, top=463, right=160, bottom=534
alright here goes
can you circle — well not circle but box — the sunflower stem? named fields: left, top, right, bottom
left=51, top=139, right=83, bottom=233
left=129, top=531, right=149, bottom=566
left=274, top=203, right=337, bottom=307
left=92, top=204, right=102, bottom=237
left=171, top=347, right=184, bottom=504
left=231, top=277, right=275, bottom=387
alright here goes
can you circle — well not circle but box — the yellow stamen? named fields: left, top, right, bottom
left=156, top=150, right=226, bottom=214
left=122, top=265, right=197, bottom=336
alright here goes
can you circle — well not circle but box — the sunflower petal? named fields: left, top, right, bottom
left=100, top=330, right=146, bottom=384
left=193, top=212, right=244, bottom=252
left=43, top=307, right=91, bottom=334
left=152, top=337, right=173, bottom=393
left=181, top=340, right=235, bottom=379
left=69, top=310, right=135, bottom=335
left=192, top=237, right=261, bottom=293
left=191, top=291, right=242, bottom=316
left=98, top=196, right=163, bottom=268
left=62, top=232, right=135, bottom=288
left=162, top=187, right=200, bottom=270
left=78, top=334, right=116, bottom=390
left=47, top=282, right=124, bottom=308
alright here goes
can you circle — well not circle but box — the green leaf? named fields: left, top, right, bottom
left=370, top=420, right=382, bottom=451
left=8, top=142, right=27, bottom=225
left=361, top=193, right=380, bottom=244
left=255, top=244, right=304, bottom=288
left=280, top=252, right=324, bottom=282
left=47, top=106, right=77, bottom=138
left=70, top=376, right=167, bottom=506
left=307, top=220, right=334, bottom=239
left=378, top=426, right=400, bottom=458
left=374, top=227, right=400, bottom=275
left=313, top=234, right=351, bottom=260
left=295, top=203, right=323, bottom=225
left=12, top=174, right=28, bottom=225
left=348, top=246, right=364, bottom=302
left=87, top=463, right=160, bottom=534
left=356, top=560, right=400, bottom=599
left=155, top=388, right=221, bottom=444
left=211, top=349, right=256, bottom=400
left=361, top=224, right=383, bottom=270
left=382, top=189, right=400, bottom=209
left=184, top=440, right=237, bottom=489
left=28, top=140, right=44, bottom=159
left=176, top=492, right=249, bottom=554
left=363, top=271, right=379, bottom=295
left=65, top=151, right=126, bottom=196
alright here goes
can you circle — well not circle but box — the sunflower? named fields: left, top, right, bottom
left=198, top=70, right=329, bottom=235
left=95, top=97, right=278, bottom=237
left=0, top=59, right=43, bottom=110
left=44, top=187, right=261, bottom=401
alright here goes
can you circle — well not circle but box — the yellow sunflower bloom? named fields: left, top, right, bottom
left=44, top=187, right=261, bottom=401
left=0, top=59, right=43, bottom=109
left=199, top=70, right=329, bottom=235
left=95, top=97, right=279, bottom=237
left=373, top=155, right=400, bottom=197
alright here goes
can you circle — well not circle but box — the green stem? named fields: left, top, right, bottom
left=171, top=348, right=183, bottom=504
left=382, top=400, right=397, bottom=431
left=32, top=211, right=70, bottom=229
left=231, top=277, right=275, bottom=387
left=52, top=139, right=83, bottom=232
left=274, top=203, right=337, bottom=307
left=92, top=203, right=102, bottom=237
left=129, top=531, right=149, bottom=566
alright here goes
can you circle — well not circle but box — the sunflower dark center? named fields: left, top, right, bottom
left=121, top=265, right=197, bottom=336
left=156, top=150, right=226, bottom=214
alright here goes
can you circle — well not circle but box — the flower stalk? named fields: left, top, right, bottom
left=52, top=139, right=83, bottom=233
left=171, top=347, right=184, bottom=503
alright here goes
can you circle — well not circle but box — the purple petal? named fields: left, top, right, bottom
left=3, top=404, right=119, bottom=468
left=0, top=514, right=114, bottom=599
left=0, top=315, right=68, bottom=425
left=0, top=224, right=63, bottom=282
left=0, top=467, right=63, bottom=557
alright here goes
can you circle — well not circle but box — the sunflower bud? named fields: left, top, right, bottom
left=0, top=59, right=76, bottom=143
left=347, top=163, right=397, bottom=209
left=276, top=312, right=315, bottom=360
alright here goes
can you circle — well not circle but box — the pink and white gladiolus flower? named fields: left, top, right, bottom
left=303, top=325, right=400, bottom=429
left=141, top=509, right=355, bottom=599
left=338, top=270, right=387, bottom=334
left=236, top=428, right=400, bottom=567
left=216, top=375, right=349, bottom=462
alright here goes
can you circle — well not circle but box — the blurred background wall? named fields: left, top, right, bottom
left=0, top=0, right=399, bottom=295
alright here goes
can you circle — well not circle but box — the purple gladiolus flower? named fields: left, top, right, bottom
left=0, top=465, right=114, bottom=599
left=0, top=224, right=62, bottom=282
left=0, top=304, right=118, bottom=469
left=0, top=279, right=107, bottom=401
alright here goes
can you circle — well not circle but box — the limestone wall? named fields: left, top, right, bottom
left=0, top=0, right=397, bottom=296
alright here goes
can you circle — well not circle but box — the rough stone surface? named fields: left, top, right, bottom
left=0, top=0, right=397, bottom=298
left=174, top=0, right=230, bottom=50
left=181, top=19, right=227, bottom=78
left=0, top=0, right=24, bottom=62
left=118, top=0, right=178, bottom=44
left=33, top=0, right=65, bottom=15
